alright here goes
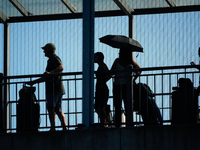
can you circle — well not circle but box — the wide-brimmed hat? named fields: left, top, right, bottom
left=41, top=43, right=56, bottom=51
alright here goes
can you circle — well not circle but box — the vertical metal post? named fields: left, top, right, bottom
left=129, top=15, right=133, bottom=39
left=3, top=22, right=10, bottom=132
left=129, top=15, right=135, bottom=58
left=0, top=73, right=3, bottom=133
left=82, top=0, right=94, bottom=127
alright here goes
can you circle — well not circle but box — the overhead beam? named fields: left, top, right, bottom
left=7, top=5, right=200, bottom=23
left=61, top=0, right=78, bottom=13
left=113, top=0, right=133, bottom=16
left=9, top=0, right=31, bottom=16
left=132, top=5, right=200, bottom=15
left=0, top=10, right=8, bottom=23
left=165, top=0, right=176, bottom=7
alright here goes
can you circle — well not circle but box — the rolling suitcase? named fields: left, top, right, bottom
left=17, top=85, right=40, bottom=132
left=133, top=83, right=163, bottom=125
left=172, top=78, right=198, bottom=124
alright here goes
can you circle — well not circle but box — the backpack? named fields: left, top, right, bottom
left=18, top=85, right=37, bottom=105
left=178, top=78, right=193, bottom=89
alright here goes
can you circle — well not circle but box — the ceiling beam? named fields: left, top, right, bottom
left=113, top=0, right=133, bottom=16
left=8, top=11, right=126, bottom=23
left=165, top=0, right=176, bottom=7
left=0, top=10, right=8, bottom=23
left=7, top=5, right=200, bottom=23
left=9, top=0, right=31, bottom=16
left=132, top=5, right=200, bottom=15
left=61, top=0, right=78, bottom=13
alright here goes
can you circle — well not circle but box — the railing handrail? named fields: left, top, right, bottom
left=126, top=64, right=200, bottom=72
left=0, top=71, right=83, bottom=80
left=1, top=65, right=199, bottom=80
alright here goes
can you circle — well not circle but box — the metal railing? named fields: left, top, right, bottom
left=0, top=65, right=199, bottom=133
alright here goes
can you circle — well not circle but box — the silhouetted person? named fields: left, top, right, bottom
left=190, top=47, right=200, bottom=71
left=27, top=43, right=68, bottom=131
left=191, top=47, right=200, bottom=93
left=111, top=47, right=141, bottom=127
left=94, top=52, right=110, bottom=127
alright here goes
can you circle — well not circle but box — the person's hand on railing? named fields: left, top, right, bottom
left=190, top=61, right=200, bottom=72
left=43, top=71, right=49, bottom=74
left=190, top=61, right=196, bottom=66
left=25, top=75, right=45, bottom=86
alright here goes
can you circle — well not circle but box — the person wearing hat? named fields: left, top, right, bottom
left=27, top=43, right=67, bottom=131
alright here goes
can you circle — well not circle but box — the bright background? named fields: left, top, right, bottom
left=0, top=10, right=200, bottom=131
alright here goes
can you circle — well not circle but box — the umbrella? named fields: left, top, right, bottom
left=99, top=35, right=143, bottom=52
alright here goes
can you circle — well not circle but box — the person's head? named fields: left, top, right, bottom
left=119, top=47, right=133, bottom=66
left=41, top=43, right=56, bottom=57
left=94, top=52, right=104, bottom=63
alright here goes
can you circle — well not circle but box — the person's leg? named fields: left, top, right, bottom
left=55, top=109, right=68, bottom=130
left=46, top=93, right=56, bottom=131
left=47, top=106, right=56, bottom=131
left=98, top=85, right=109, bottom=127
left=103, top=86, right=109, bottom=127
left=113, top=84, right=122, bottom=127
left=97, top=106, right=107, bottom=127
left=55, top=94, right=68, bottom=130
left=122, top=84, right=128, bottom=114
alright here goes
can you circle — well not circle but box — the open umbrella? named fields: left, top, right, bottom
left=99, top=35, right=143, bottom=52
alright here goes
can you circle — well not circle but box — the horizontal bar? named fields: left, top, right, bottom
left=1, top=65, right=199, bottom=80
left=7, top=5, right=200, bottom=23
left=132, top=5, right=200, bottom=15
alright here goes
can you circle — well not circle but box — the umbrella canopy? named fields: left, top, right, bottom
left=99, top=35, right=143, bottom=52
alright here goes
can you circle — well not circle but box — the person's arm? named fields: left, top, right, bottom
left=190, top=61, right=200, bottom=71
left=111, top=58, right=119, bottom=72
left=26, top=76, right=45, bottom=85
left=108, top=58, right=120, bottom=81
left=45, top=64, right=64, bottom=74
left=132, top=60, right=141, bottom=84
left=98, top=64, right=111, bottom=82
left=27, top=65, right=64, bottom=85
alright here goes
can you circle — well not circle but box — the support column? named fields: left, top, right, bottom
left=129, top=15, right=133, bottom=39
left=3, top=22, right=10, bottom=132
left=129, top=15, right=135, bottom=59
left=82, top=0, right=95, bottom=127
left=0, top=73, right=3, bottom=133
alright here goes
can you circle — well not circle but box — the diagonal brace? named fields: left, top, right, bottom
left=61, top=0, right=78, bottom=13
left=9, top=0, right=31, bottom=16
left=113, top=0, right=133, bottom=16
left=165, top=0, right=176, bottom=7
left=0, top=10, right=8, bottom=23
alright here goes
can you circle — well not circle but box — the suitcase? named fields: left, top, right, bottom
left=17, top=103, right=40, bottom=132
left=17, top=86, right=40, bottom=132
left=172, top=78, right=198, bottom=124
left=133, top=83, right=163, bottom=125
